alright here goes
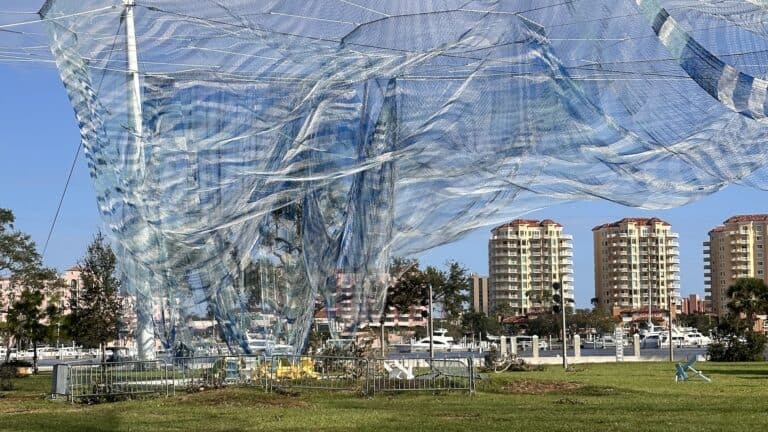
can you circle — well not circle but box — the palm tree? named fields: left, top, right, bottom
left=726, top=278, right=768, bottom=330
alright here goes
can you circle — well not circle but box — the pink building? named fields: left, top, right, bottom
left=0, top=266, right=82, bottom=323
left=681, top=294, right=709, bottom=315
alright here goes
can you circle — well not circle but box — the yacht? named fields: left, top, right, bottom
left=395, top=328, right=464, bottom=352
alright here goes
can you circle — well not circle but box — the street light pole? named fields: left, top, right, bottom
left=668, top=293, right=674, bottom=362
left=428, top=283, right=434, bottom=360
left=559, top=282, right=567, bottom=369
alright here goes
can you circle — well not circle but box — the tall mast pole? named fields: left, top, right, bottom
left=125, top=0, right=142, bottom=139
left=124, top=0, right=154, bottom=361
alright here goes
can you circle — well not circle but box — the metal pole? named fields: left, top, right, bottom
left=428, top=283, right=434, bottom=360
left=668, top=293, right=674, bottom=362
left=380, top=322, right=385, bottom=358
left=648, top=283, right=653, bottom=329
left=124, top=0, right=155, bottom=361
left=124, top=0, right=142, bottom=137
left=560, top=282, right=567, bottom=369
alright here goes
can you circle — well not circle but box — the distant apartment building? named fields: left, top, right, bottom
left=593, top=218, right=680, bottom=318
left=705, top=215, right=768, bottom=317
left=681, top=294, right=709, bottom=315
left=470, top=274, right=490, bottom=315
left=1, top=266, right=137, bottom=346
left=488, top=219, right=574, bottom=316
left=0, top=265, right=82, bottom=322
left=319, top=270, right=426, bottom=336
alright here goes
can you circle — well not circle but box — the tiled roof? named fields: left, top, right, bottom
left=592, top=217, right=670, bottom=231
left=492, top=218, right=563, bottom=231
left=723, top=214, right=768, bottom=224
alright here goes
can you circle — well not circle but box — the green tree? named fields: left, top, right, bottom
left=707, top=278, right=768, bottom=362
left=526, top=314, right=559, bottom=338
left=569, top=309, right=617, bottom=336
left=726, top=278, right=768, bottom=329
left=678, top=313, right=716, bottom=335
left=0, top=209, right=39, bottom=276
left=0, top=209, right=63, bottom=369
left=68, top=232, right=122, bottom=362
left=5, top=270, right=62, bottom=372
left=438, top=261, right=471, bottom=323
left=461, top=311, right=500, bottom=340
left=387, top=257, right=424, bottom=313
left=387, top=258, right=470, bottom=324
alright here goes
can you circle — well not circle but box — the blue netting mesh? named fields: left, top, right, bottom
left=38, top=0, right=768, bottom=356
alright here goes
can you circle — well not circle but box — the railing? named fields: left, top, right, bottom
left=68, top=360, right=171, bottom=402
left=58, top=354, right=477, bottom=402
left=368, top=358, right=476, bottom=394
left=266, top=355, right=369, bottom=393
left=171, top=355, right=266, bottom=390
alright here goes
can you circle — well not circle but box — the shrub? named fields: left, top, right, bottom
left=708, top=332, right=767, bottom=362
left=2, top=360, right=32, bottom=368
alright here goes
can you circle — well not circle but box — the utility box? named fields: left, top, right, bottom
left=51, top=364, right=70, bottom=397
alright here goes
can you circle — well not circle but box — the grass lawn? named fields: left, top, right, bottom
left=1, top=362, right=767, bottom=431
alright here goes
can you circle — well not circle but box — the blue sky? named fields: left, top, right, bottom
left=1, top=3, right=767, bottom=309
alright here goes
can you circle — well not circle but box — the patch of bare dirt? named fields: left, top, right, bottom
left=177, top=388, right=312, bottom=408
left=499, top=379, right=581, bottom=395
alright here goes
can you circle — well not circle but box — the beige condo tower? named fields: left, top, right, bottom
left=705, top=215, right=768, bottom=317
left=488, top=219, right=574, bottom=316
left=593, top=218, right=680, bottom=318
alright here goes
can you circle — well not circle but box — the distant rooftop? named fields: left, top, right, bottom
left=709, top=214, right=768, bottom=234
left=723, top=214, right=768, bottom=224
left=592, top=217, right=670, bottom=231
left=491, top=218, right=563, bottom=231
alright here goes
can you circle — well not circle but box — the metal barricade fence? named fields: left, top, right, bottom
left=68, top=360, right=171, bottom=402
left=368, top=358, right=476, bottom=394
left=62, top=354, right=478, bottom=402
left=170, top=355, right=266, bottom=391
left=265, top=355, right=369, bottom=393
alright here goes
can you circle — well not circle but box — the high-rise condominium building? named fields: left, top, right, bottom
left=593, top=218, right=680, bottom=317
left=705, top=215, right=768, bottom=317
left=488, top=219, right=574, bottom=316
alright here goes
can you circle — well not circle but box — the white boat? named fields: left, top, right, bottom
left=398, top=328, right=464, bottom=352
left=246, top=332, right=294, bottom=355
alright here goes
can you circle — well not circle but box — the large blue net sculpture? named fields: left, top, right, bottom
left=38, top=0, right=768, bottom=358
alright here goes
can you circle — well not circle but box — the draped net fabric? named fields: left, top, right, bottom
left=39, top=0, right=768, bottom=356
